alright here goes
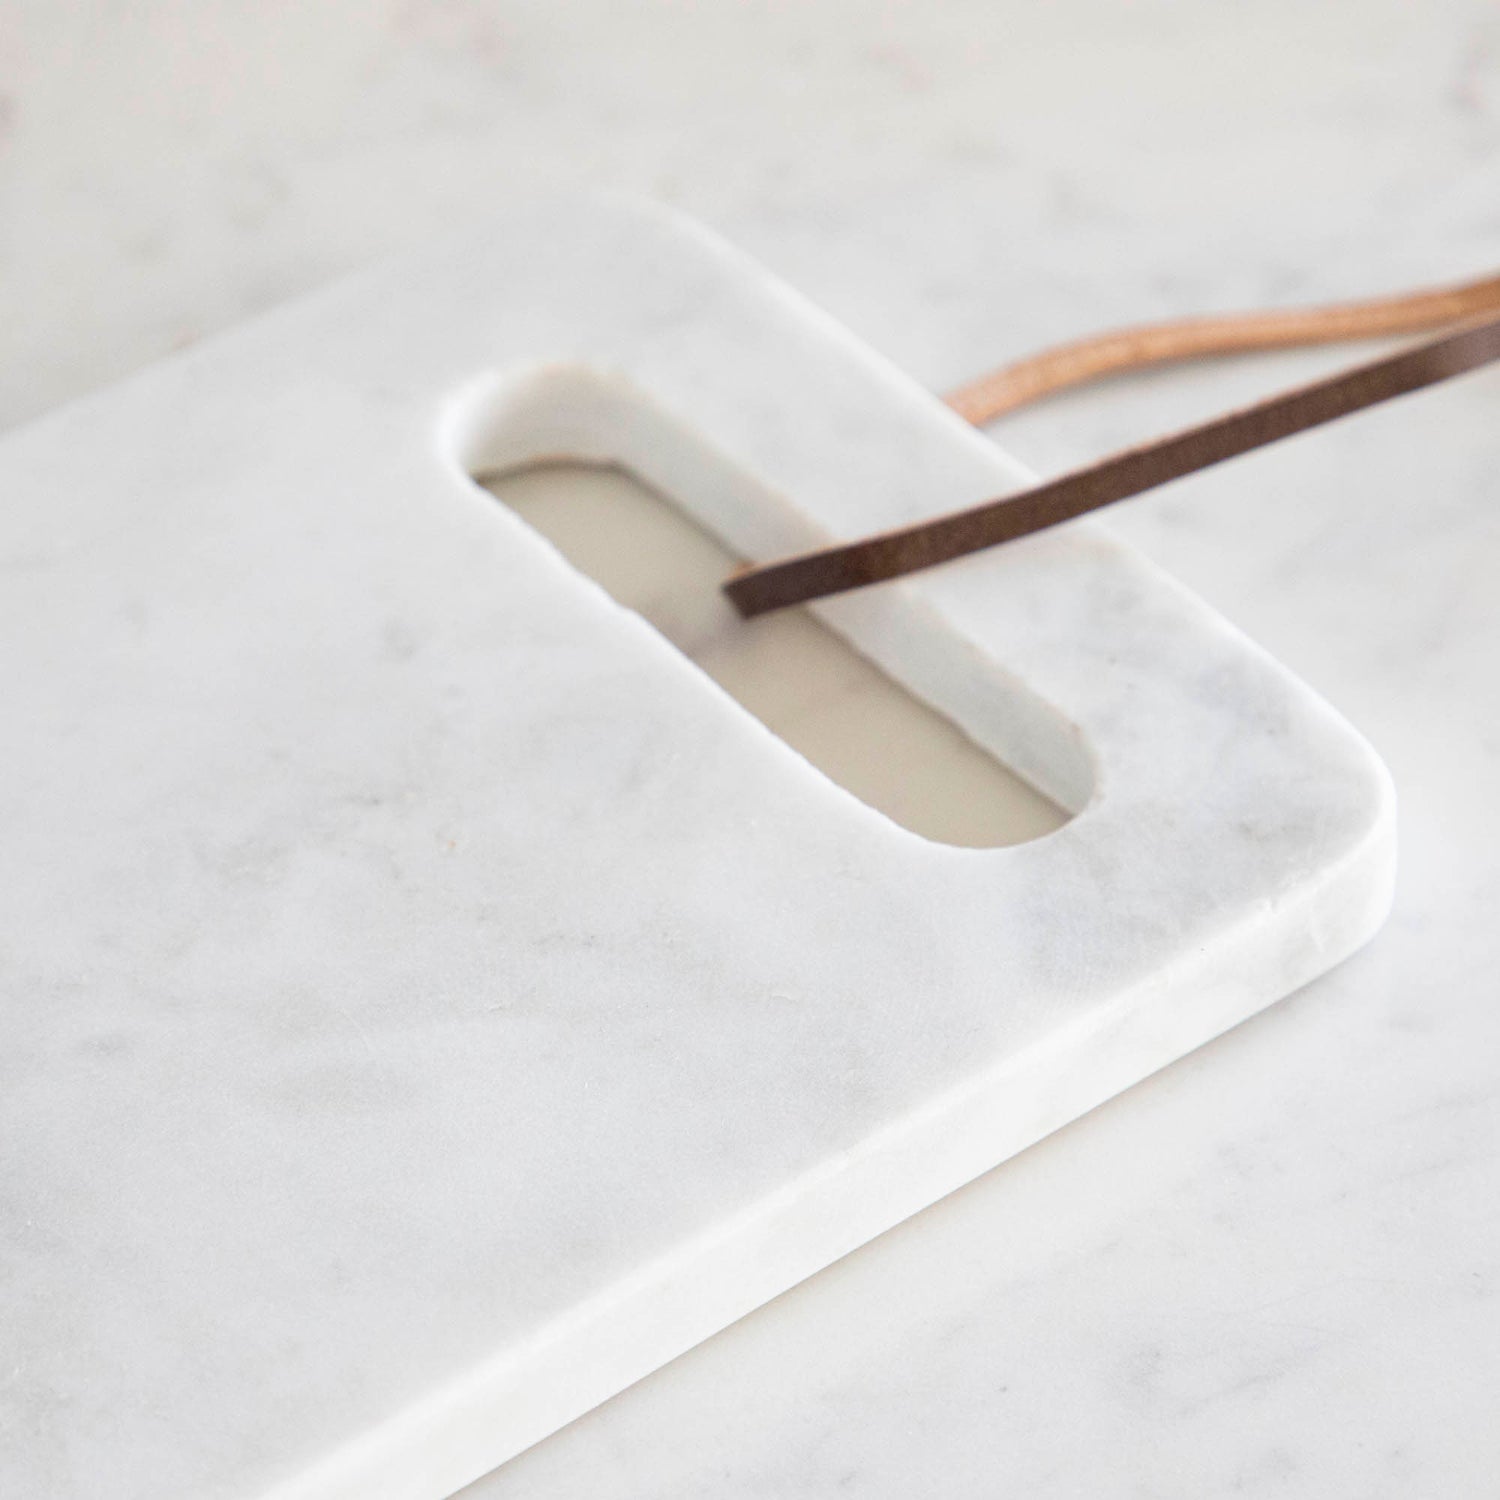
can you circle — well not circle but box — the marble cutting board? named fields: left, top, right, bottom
left=0, top=197, right=1394, bottom=1500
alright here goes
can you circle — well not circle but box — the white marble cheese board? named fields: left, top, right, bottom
left=0, top=197, right=1394, bottom=1500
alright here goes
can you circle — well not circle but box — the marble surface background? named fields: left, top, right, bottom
left=3, top=3, right=1497, bottom=1495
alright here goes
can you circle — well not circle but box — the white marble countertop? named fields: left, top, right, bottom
left=4, top=3, right=1497, bottom=1494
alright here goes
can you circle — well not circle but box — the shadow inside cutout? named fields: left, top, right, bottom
left=482, top=461, right=1068, bottom=849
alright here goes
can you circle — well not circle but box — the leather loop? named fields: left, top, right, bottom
left=947, top=269, right=1500, bottom=424
left=726, top=304, right=1500, bottom=619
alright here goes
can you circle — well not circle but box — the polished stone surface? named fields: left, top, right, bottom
left=0, top=198, right=1389, bottom=1499
left=1, top=4, right=1496, bottom=1496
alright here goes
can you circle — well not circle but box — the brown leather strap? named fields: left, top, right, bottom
left=724, top=311, right=1500, bottom=620
left=947, top=268, right=1500, bottom=424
